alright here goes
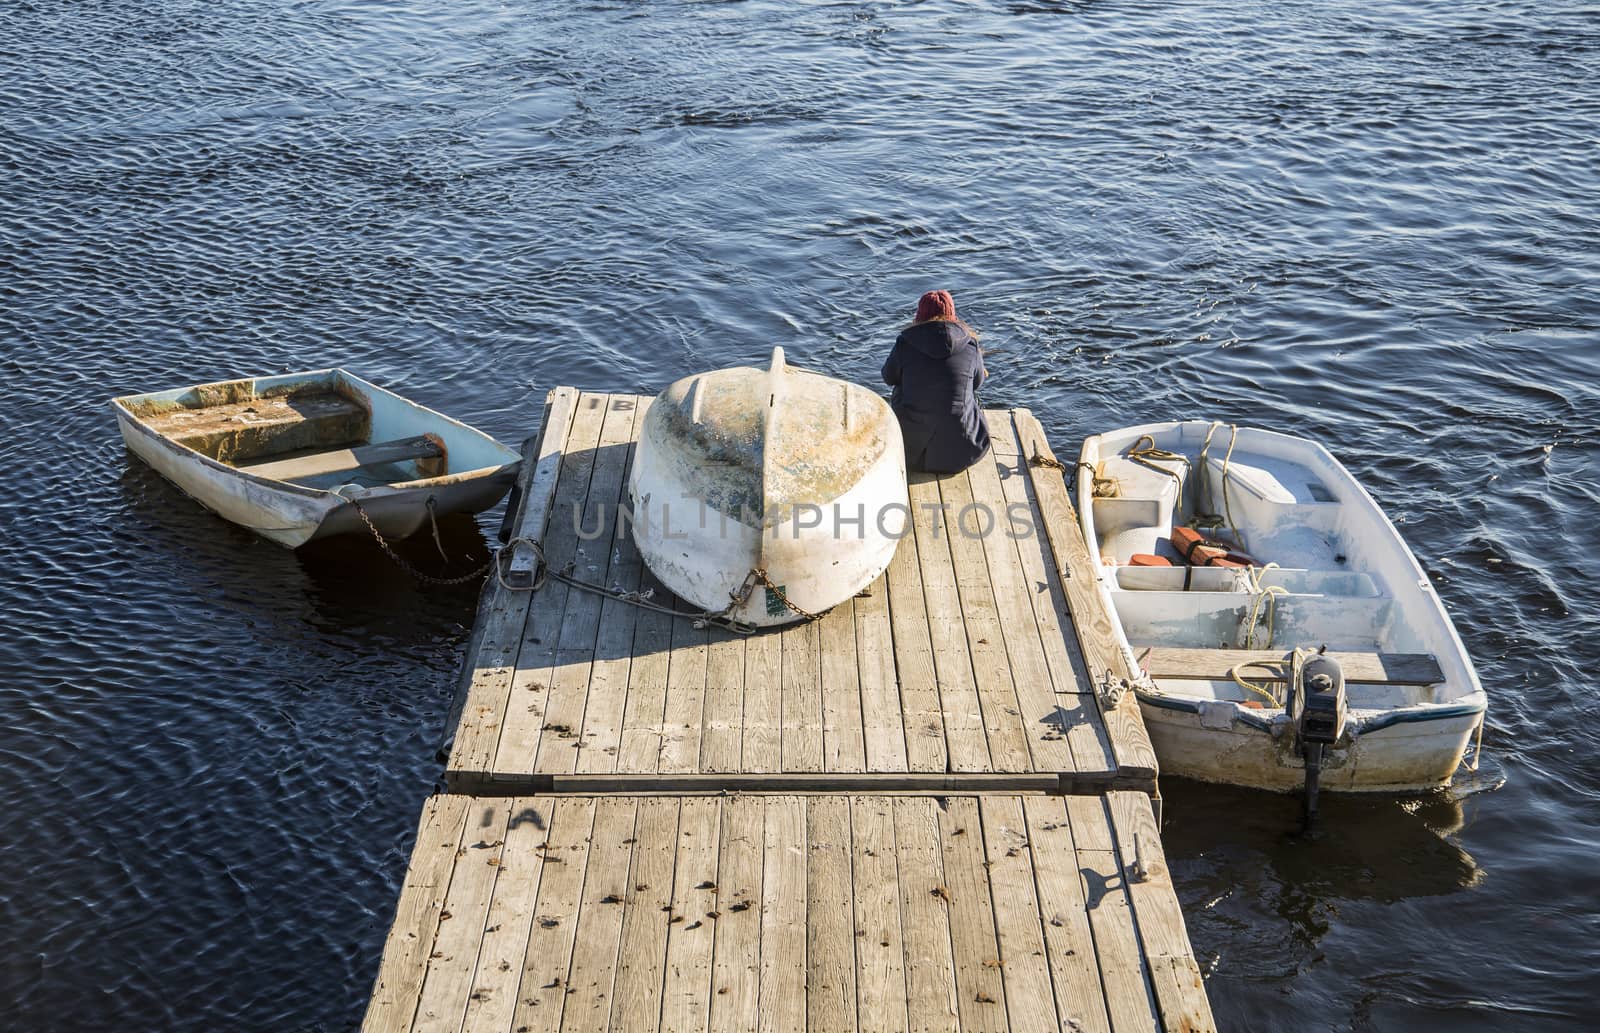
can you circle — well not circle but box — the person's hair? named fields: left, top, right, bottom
left=905, top=289, right=979, bottom=339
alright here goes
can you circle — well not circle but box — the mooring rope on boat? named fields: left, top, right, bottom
left=1227, top=645, right=1313, bottom=708
left=1241, top=562, right=1287, bottom=650
left=1195, top=421, right=1245, bottom=548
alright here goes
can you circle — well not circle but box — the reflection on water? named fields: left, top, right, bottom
left=1164, top=779, right=1482, bottom=920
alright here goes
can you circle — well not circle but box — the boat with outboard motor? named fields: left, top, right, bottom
left=1077, top=420, right=1487, bottom=807
left=629, top=347, right=907, bottom=628
left=112, top=369, right=521, bottom=548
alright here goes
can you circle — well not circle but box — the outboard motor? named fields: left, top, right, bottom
left=1288, top=649, right=1347, bottom=825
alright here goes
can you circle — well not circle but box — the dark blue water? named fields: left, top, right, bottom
left=3, top=1, right=1596, bottom=1029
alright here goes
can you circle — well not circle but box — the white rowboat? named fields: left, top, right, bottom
left=112, top=369, right=520, bottom=548
left=630, top=348, right=907, bottom=627
left=1079, top=421, right=1487, bottom=794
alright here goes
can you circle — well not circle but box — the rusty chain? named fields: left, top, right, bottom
left=349, top=497, right=491, bottom=587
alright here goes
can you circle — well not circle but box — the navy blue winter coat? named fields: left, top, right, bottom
left=881, top=320, right=991, bottom=474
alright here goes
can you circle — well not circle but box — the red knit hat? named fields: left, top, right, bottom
left=915, top=289, right=957, bottom=323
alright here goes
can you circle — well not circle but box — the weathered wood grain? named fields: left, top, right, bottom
left=560, top=797, right=640, bottom=1033
left=851, top=797, right=909, bottom=1033
left=537, top=397, right=640, bottom=775
left=573, top=397, right=648, bottom=774
left=1023, top=795, right=1113, bottom=1033
left=1014, top=410, right=1160, bottom=782
left=819, top=602, right=868, bottom=773
left=882, top=515, right=950, bottom=773
left=708, top=794, right=764, bottom=1033
left=757, top=797, right=807, bottom=1033
left=907, top=474, right=992, bottom=772
left=509, top=797, right=597, bottom=1033
left=362, top=795, right=473, bottom=1033
left=612, top=798, right=680, bottom=1032
left=496, top=394, right=610, bottom=776
left=1065, top=795, right=1160, bottom=1033
left=806, top=796, right=857, bottom=1032
left=1108, top=792, right=1217, bottom=1033
left=660, top=797, right=721, bottom=1033
left=893, top=798, right=960, bottom=1033
left=447, top=387, right=578, bottom=779
left=1141, top=646, right=1444, bottom=686
left=459, top=797, right=553, bottom=1033
left=937, top=797, right=1007, bottom=1032
left=780, top=619, right=823, bottom=772
left=410, top=798, right=511, bottom=1033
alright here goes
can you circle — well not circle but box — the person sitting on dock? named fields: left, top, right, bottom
left=881, top=289, right=991, bottom=474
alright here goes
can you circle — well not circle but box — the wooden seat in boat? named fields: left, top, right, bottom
left=141, top=390, right=370, bottom=461
left=237, top=435, right=444, bottom=483
left=1138, top=647, right=1444, bottom=686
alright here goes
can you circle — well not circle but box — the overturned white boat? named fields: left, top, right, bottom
left=1079, top=421, right=1487, bottom=800
left=630, top=348, right=907, bottom=627
left=112, top=369, right=520, bottom=548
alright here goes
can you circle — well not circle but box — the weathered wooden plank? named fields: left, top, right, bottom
left=781, top=620, right=823, bottom=772
left=1064, top=795, right=1160, bottom=1033
left=561, top=797, right=641, bottom=1033
left=459, top=797, right=554, bottom=1033
left=1140, top=647, right=1444, bottom=686
left=496, top=394, right=610, bottom=776
left=509, top=797, right=598, bottom=1033
left=757, top=797, right=807, bottom=1033
left=1108, top=792, right=1217, bottom=1033
left=616, top=566, right=676, bottom=773
left=577, top=398, right=650, bottom=774
left=907, top=474, right=992, bottom=772
left=806, top=796, right=857, bottom=1032
left=851, top=797, right=909, bottom=1033
left=977, top=797, right=1057, bottom=1033
left=818, top=602, right=867, bottom=773
left=937, top=797, right=1007, bottom=1032
left=448, top=387, right=579, bottom=779
left=741, top=628, right=782, bottom=774
left=538, top=396, right=640, bottom=775
left=411, top=799, right=512, bottom=1033
left=700, top=624, right=749, bottom=773
left=985, top=414, right=1091, bottom=696
left=882, top=514, right=949, bottom=773
left=986, top=415, right=1118, bottom=777
left=362, top=795, right=474, bottom=1033
left=237, top=434, right=442, bottom=482
left=612, top=798, right=681, bottom=1032
left=982, top=409, right=1018, bottom=453
left=893, top=798, right=959, bottom=1033
left=1022, top=796, right=1113, bottom=1033
left=1014, top=410, right=1160, bottom=782
left=942, top=465, right=1074, bottom=774
left=661, top=797, right=722, bottom=1033
left=659, top=603, right=710, bottom=774
left=853, top=578, right=910, bottom=773
left=708, top=794, right=765, bottom=1033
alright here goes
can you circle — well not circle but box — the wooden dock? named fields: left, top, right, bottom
left=362, top=389, right=1216, bottom=1033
